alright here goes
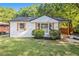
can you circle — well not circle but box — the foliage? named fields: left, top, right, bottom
left=0, top=7, right=16, bottom=22
left=38, top=4, right=79, bottom=27
left=16, top=3, right=79, bottom=27
left=16, top=4, right=40, bottom=17
left=74, top=24, right=79, bottom=33
left=32, top=29, right=44, bottom=38
left=76, top=29, right=79, bottom=33
left=49, top=30, right=60, bottom=40
left=0, top=3, right=79, bottom=27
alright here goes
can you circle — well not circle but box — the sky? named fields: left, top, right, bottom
left=0, top=3, right=33, bottom=11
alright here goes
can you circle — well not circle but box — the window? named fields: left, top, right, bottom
left=17, top=22, right=26, bottom=30
left=41, top=24, right=48, bottom=29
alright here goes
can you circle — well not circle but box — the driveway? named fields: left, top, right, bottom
left=66, top=35, right=79, bottom=43
left=67, top=38, right=79, bottom=43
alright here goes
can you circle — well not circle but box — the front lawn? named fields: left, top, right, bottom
left=0, top=36, right=79, bottom=56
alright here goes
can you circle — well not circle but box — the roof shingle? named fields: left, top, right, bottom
left=10, top=17, right=36, bottom=22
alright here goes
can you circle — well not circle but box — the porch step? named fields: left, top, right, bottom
left=44, top=33, right=50, bottom=37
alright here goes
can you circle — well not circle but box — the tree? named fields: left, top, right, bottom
left=1, top=3, right=79, bottom=35
left=38, top=3, right=79, bottom=27
left=0, top=7, right=16, bottom=22
left=17, top=4, right=40, bottom=17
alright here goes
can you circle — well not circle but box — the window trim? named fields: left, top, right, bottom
left=17, top=22, right=26, bottom=31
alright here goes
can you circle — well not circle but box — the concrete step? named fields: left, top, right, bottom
left=44, top=33, right=50, bottom=37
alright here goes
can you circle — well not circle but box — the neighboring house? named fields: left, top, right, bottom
left=10, top=16, right=72, bottom=37
left=0, top=22, right=9, bottom=34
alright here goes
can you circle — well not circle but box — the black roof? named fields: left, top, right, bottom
left=10, top=17, right=37, bottom=22
left=10, top=16, right=72, bottom=22
left=54, top=18, right=72, bottom=22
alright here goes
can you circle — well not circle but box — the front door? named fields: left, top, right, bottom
left=41, top=23, right=49, bottom=36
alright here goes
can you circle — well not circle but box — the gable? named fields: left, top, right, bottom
left=31, top=16, right=59, bottom=23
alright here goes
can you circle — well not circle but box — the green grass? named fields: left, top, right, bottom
left=0, top=36, right=79, bottom=56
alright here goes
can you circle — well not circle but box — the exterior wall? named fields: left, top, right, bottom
left=10, top=21, right=59, bottom=37
left=10, top=21, right=35, bottom=37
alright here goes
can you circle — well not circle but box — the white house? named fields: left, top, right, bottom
left=10, top=16, right=59, bottom=37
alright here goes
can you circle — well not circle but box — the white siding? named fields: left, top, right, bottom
left=10, top=21, right=59, bottom=37
left=10, top=21, right=35, bottom=37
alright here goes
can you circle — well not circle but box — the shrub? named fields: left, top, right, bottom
left=32, top=29, right=44, bottom=39
left=75, top=29, right=79, bottom=33
left=74, top=24, right=79, bottom=33
left=49, top=30, right=60, bottom=40
left=32, top=30, right=35, bottom=35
